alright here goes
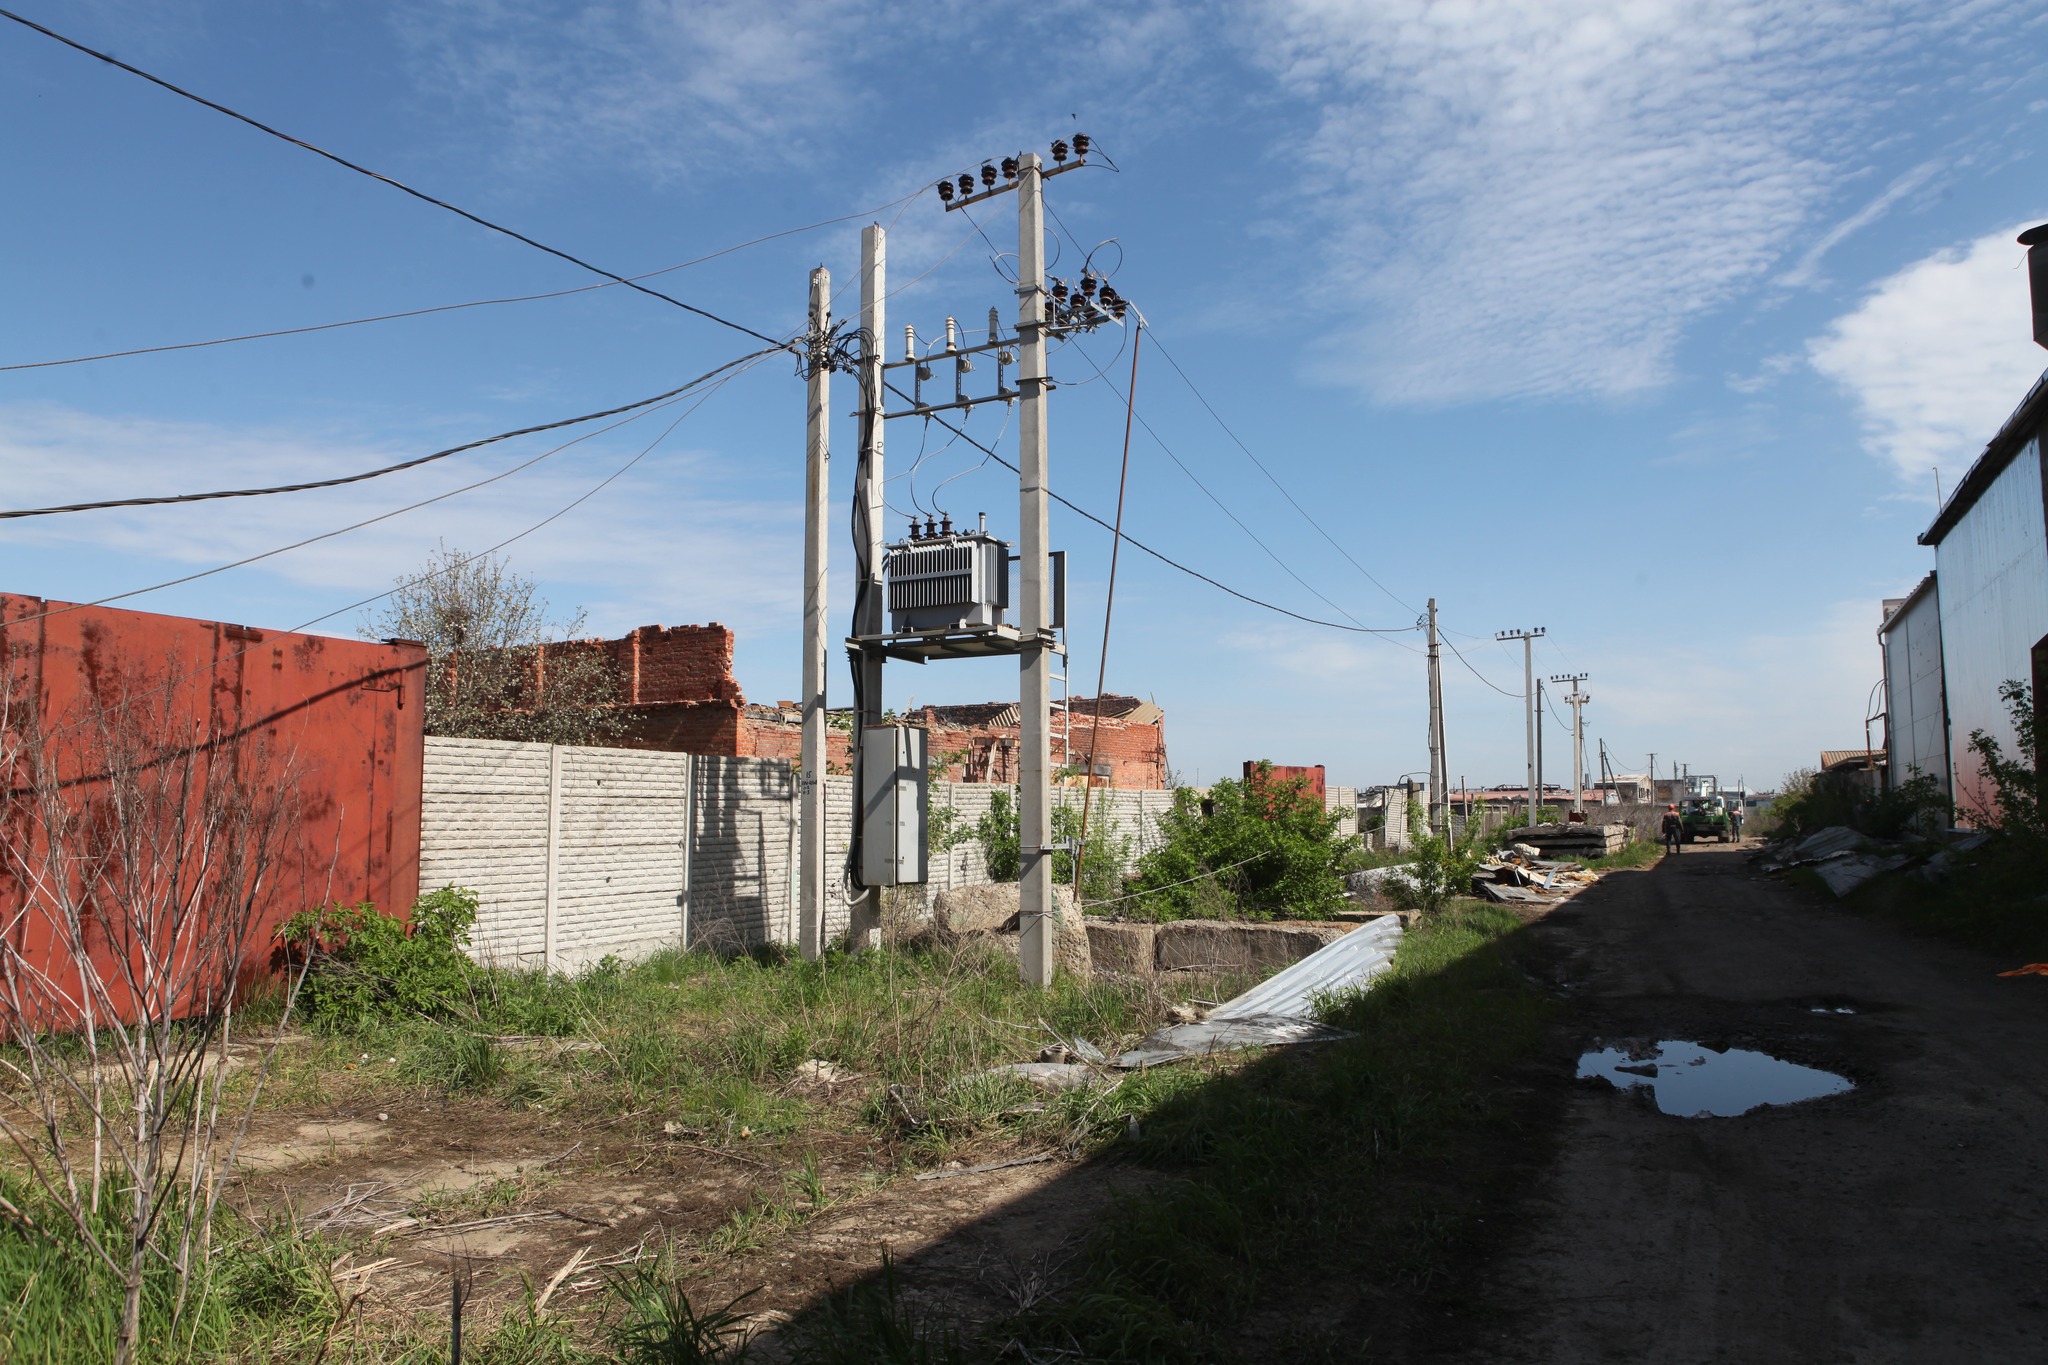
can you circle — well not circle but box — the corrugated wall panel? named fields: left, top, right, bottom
left=1933, top=438, right=2048, bottom=818
left=420, top=738, right=552, bottom=966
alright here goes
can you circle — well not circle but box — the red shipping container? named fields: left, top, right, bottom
left=1, top=594, right=425, bottom=1027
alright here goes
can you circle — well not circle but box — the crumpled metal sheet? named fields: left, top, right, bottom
left=1793, top=826, right=1865, bottom=860
left=1112, top=915, right=1404, bottom=1068
left=1813, top=853, right=1910, bottom=897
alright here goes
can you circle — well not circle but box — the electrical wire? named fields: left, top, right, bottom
left=880, top=378, right=1415, bottom=637
left=0, top=8, right=789, bottom=351
left=1065, top=340, right=1389, bottom=639
left=1442, top=635, right=1522, bottom=697
left=0, top=348, right=780, bottom=519
left=1142, top=331, right=1418, bottom=616
left=3, top=349, right=776, bottom=628
left=13, top=357, right=760, bottom=741
left=2, top=194, right=924, bottom=373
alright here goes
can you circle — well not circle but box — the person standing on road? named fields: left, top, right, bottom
left=1729, top=803, right=1745, bottom=842
left=1662, top=803, right=1684, bottom=855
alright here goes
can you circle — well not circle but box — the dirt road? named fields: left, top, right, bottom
left=1450, top=844, right=2048, bottom=1363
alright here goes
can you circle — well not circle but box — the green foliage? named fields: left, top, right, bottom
left=1384, top=800, right=1486, bottom=914
left=606, top=1263, right=756, bottom=1364
left=1966, top=679, right=2045, bottom=837
left=1053, top=801, right=1133, bottom=905
left=279, top=885, right=482, bottom=1029
left=792, top=1254, right=968, bottom=1365
left=0, top=1176, right=336, bottom=1363
left=1012, top=906, right=1551, bottom=1360
left=1767, top=762, right=1947, bottom=842
left=973, top=789, right=1021, bottom=881
left=1125, top=764, right=1361, bottom=921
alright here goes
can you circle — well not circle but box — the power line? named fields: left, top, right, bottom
left=2, top=193, right=923, bottom=373
left=1442, top=634, right=1521, bottom=697
left=17, top=386, right=737, bottom=746
left=0, top=7, right=788, bottom=351
left=0, top=347, right=780, bottom=519
left=1030, top=198, right=1421, bottom=619
left=882, top=378, right=1415, bottom=637
left=1080, top=351, right=1383, bottom=635
left=1143, top=331, right=1418, bottom=615
left=4, top=350, right=775, bottom=628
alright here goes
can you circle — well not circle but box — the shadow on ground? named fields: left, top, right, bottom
left=748, top=889, right=1609, bottom=1363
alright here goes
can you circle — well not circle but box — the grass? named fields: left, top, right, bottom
left=3, top=908, right=1550, bottom=1361
left=1001, top=902, right=1553, bottom=1361
left=1832, top=840, right=2048, bottom=961
left=1584, top=839, right=1662, bottom=871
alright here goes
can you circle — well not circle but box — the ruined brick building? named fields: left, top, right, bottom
left=531, top=623, right=1169, bottom=789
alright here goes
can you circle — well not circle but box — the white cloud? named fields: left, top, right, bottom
left=1251, top=0, right=2030, bottom=404
left=0, top=401, right=796, bottom=638
left=1809, top=225, right=2045, bottom=480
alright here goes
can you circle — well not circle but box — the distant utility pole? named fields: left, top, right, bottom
left=1535, top=677, right=1545, bottom=810
left=1551, top=673, right=1590, bottom=816
left=1497, top=627, right=1545, bottom=826
left=798, top=267, right=832, bottom=960
left=1426, top=599, right=1447, bottom=834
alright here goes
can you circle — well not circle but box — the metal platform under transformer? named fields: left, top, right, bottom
left=850, top=623, right=1063, bottom=664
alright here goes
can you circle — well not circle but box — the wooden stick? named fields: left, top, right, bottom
left=913, top=1152, right=1057, bottom=1181
left=534, top=1248, right=587, bottom=1313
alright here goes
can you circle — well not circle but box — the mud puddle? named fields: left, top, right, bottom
left=1578, top=1040, right=1852, bottom=1117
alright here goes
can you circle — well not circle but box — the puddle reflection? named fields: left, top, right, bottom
left=1578, top=1040, right=1852, bottom=1117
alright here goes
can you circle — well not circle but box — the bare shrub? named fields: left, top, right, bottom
left=0, top=660, right=307, bottom=1364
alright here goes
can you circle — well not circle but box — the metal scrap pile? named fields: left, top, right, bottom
left=1754, top=824, right=1989, bottom=897
left=1471, top=842, right=1601, bottom=904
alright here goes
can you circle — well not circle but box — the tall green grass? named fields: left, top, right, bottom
left=1008, top=905, right=1553, bottom=1361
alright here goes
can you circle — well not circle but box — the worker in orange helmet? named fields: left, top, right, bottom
left=1661, top=803, right=1684, bottom=856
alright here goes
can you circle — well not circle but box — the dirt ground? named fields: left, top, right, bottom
left=1418, top=843, right=2048, bottom=1363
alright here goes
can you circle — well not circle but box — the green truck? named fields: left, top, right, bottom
left=1680, top=797, right=1732, bottom=843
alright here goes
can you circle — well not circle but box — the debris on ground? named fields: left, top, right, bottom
left=1500, top=821, right=1629, bottom=859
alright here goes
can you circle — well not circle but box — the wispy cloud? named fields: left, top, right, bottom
left=1808, top=224, right=2045, bottom=481
left=0, top=402, right=795, bottom=636
left=1251, top=0, right=2035, bottom=404
left=1777, top=159, right=1944, bottom=289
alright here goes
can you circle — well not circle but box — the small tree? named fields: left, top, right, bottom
left=361, top=542, right=624, bottom=746
left=1966, top=680, right=2045, bottom=839
left=0, top=661, right=303, bottom=1364
left=1385, top=800, right=1485, bottom=915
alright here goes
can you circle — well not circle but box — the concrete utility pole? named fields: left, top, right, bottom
left=1552, top=673, right=1590, bottom=816
left=1497, top=627, right=1544, bottom=826
left=849, top=225, right=888, bottom=953
left=1016, top=152, right=1056, bottom=987
left=1426, top=599, right=1446, bottom=834
left=1535, top=677, right=1545, bottom=812
left=798, top=267, right=831, bottom=959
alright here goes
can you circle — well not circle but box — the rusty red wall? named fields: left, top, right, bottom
left=0, top=594, right=425, bottom=1015
left=1247, top=762, right=1326, bottom=802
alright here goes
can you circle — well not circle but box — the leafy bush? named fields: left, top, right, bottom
left=1124, top=764, right=1362, bottom=921
left=973, top=790, right=1021, bottom=882
left=968, top=791, right=1132, bottom=903
left=1767, top=764, right=1946, bottom=841
left=1966, top=679, right=2045, bottom=838
left=1384, top=801, right=1486, bottom=915
left=279, top=885, right=481, bottom=1029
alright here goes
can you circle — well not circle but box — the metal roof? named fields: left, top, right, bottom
left=1920, top=369, right=2048, bottom=547
left=1878, top=572, right=1937, bottom=637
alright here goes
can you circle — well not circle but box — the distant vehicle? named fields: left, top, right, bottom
left=1681, top=797, right=1732, bottom=843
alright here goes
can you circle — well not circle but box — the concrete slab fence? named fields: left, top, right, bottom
left=419, top=736, right=1182, bottom=969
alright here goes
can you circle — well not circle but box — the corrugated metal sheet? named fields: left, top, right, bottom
left=1881, top=575, right=1949, bottom=799
left=1929, top=437, right=2048, bottom=816
left=0, top=595, right=425, bottom=1025
left=1112, top=915, right=1404, bottom=1067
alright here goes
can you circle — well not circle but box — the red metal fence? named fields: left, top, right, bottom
left=1, top=595, right=425, bottom=1024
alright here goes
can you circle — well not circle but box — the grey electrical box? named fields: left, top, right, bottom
left=860, top=724, right=928, bottom=886
left=884, top=530, right=1009, bottom=632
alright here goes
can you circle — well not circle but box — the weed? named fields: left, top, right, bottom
left=791, top=1253, right=969, bottom=1365
left=607, top=1262, right=757, bottom=1363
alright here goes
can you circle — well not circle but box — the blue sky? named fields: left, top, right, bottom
left=3, top=0, right=2045, bottom=793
